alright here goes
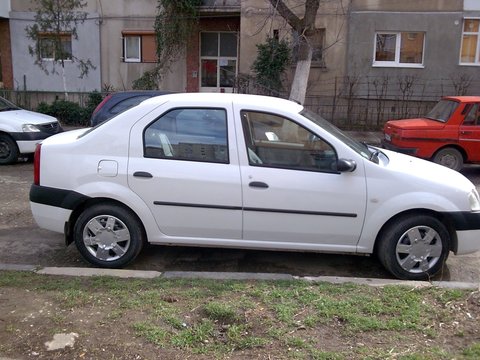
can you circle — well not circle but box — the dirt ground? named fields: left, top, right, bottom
left=0, top=274, right=479, bottom=359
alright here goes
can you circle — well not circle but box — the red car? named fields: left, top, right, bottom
left=382, top=96, right=480, bottom=171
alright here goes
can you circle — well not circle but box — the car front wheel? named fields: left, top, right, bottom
left=377, top=215, right=449, bottom=280
left=432, top=147, right=463, bottom=171
left=74, top=204, right=145, bottom=268
left=0, top=134, right=19, bottom=165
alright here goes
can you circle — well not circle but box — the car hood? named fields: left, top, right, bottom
left=381, top=148, right=474, bottom=192
left=0, top=109, right=58, bottom=125
left=384, top=118, right=445, bottom=131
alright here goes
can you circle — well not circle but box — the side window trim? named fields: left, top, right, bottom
left=240, top=110, right=338, bottom=173
left=143, top=107, right=230, bottom=164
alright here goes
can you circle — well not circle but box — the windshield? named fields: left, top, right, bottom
left=0, top=97, right=21, bottom=112
left=300, top=108, right=373, bottom=161
left=425, top=99, right=458, bottom=122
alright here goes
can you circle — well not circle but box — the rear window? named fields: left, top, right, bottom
left=425, top=100, right=459, bottom=123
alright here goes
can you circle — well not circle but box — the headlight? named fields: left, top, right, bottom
left=468, top=189, right=480, bottom=211
left=22, top=124, right=41, bottom=132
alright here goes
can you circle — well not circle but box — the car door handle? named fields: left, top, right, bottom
left=249, top=181, right=269, bottom=189
left=461, top=131, right=472, bottom=135
left=133, top=171, right=153, bottom=178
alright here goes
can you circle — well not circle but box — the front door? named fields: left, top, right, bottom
left=459, top=102, right=480, bottom=162
left=236, top=109, right=367, bottom=252
left=200, top=32, right=238, bottom=93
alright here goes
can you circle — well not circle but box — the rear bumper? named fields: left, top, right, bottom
left=381, top=140, right=417, bottom=155
left=30, top=202, right=72, bottom=233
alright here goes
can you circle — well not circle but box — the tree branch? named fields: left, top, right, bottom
left=268, top=0, right=302, bottom=30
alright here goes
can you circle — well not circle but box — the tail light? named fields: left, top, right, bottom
left=34, top=143, right=41, bottom=185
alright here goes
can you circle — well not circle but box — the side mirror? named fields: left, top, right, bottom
left=336, top=159, right=356, bottom=172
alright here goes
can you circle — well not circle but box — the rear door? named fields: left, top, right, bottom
left=459, top=102, right=480, bottom=161
left=128, top=103, right=243, bottom=240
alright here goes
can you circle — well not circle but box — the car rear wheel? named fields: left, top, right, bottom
left=0, top=134, right=19, bottom=165
left=377, top=215, right=449, bottom=280
left=432, top=147, right=463, bottom=171
left=74, top=204, right=145, bottom=268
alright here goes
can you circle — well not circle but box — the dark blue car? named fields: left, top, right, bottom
left=90, top=91, right=169, bottom=126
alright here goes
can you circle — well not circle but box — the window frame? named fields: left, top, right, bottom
left=38, top=33, right=72, bottom=61
left=292, top=28, right=325, bottom=67
left=123, top=35, right=141, bottom=63
left=143, top=107, right=230, bottom=164
left=373, top=31, right=425, bottom=68
left=459, top=18, right=480, bottom=66
left=200, top=31, right=238, bottom=89
left=240, top=110, right=338, bottom=173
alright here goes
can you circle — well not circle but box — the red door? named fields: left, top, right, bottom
left=459, top=103, right=480, bottom=162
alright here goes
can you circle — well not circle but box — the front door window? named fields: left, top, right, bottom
left=200, top=32, right=237, bottom=92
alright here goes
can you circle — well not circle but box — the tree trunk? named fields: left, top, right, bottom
left=61, top=63, right=68, bottom=100
left=268, top=0, right=320, bottom=105
left=289, top=39, right=313, bottom=105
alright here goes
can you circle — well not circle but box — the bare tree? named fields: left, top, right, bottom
left=25, top=0, right=95, bottom=98
left=269, top=0, right=321, bottom=104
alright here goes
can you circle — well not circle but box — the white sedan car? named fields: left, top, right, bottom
left=0, top=96, right=62, bottom=164
left=29, top=93, right=480, bottom=280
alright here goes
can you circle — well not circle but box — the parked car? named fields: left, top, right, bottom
left=30, top=93, right=480, bottom=280
left=90, top=90, right=169, bottom=126
left=382, top=96, right=480, bottom=171
left=0, top=96, right=62, bottom=165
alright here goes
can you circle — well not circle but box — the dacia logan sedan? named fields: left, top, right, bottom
left=30, top=93, right=480, bottom=280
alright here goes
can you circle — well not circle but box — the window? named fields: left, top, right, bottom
left=374, top=32, right=424, bottom=67
left=425, top=99, right=459, bottom=123
left=200, top=32, right=238, bottom=89
left=122, top=31, right=157, bottom=63
left=463, top=103, right=480, bottom=125
left=110, top=96, right=152, bottom=115
left=460, top=19, right=480, bottom=65
left=292, top=29, right=325, bottom=66
left=241, top=111, right=337, bottom=172
left=38, top=33, right=72, bottom=61
left=144, top=108, right=228, bottom=163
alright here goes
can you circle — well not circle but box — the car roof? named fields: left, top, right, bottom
left=141, top=92, right=304, bottom=113
left=443, top=96, right=480, bottom=102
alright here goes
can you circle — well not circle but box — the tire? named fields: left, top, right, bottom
left=432, top=147, right=463, bottom=171
left=74, top=204, right=145, bottom=268
left=0, top=134, right=19, bottom=165
left=377, top=215, right=450, bottom=280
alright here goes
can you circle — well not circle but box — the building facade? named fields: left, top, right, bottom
left=3, top=0, right=480, bottom=127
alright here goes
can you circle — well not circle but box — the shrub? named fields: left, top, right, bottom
left=36, top=91, right=104, bottom=126
left=252, top=36, right=291, bottom=95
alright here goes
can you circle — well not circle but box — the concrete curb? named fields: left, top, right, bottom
left=1, top=263, right=479, bottom=290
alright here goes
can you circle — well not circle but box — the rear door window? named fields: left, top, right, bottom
left=144, top=108, right=228, bottom=163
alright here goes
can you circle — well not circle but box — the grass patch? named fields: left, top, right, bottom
left=0, top=270, right=477, bottom=359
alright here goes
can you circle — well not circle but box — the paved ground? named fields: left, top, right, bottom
left=0, top=142, right=479, bottom=283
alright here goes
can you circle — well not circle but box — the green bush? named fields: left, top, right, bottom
left=36, top=91, right=104, bottom=126
left=252, top=36, right=291, bottom=94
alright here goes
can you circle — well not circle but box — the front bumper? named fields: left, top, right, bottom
left=444, top=211, right=480, bottom=254
left=10, top=126, right=63, bottom=154
left=381, top=140, right=417, bottom=155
